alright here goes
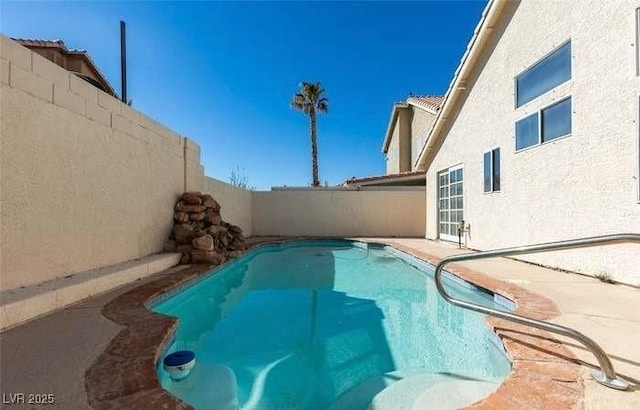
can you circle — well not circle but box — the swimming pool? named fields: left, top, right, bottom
left=151, top=240, right=512, bottom=409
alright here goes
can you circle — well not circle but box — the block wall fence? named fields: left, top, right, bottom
left=0, top=36, right=426, bottom=290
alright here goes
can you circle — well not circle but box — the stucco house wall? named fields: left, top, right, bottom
left=386, top=122, right=401, bottom=174
left=410, top=108, right=436, bottom=167
left=425, top=0, right=640, bottom=285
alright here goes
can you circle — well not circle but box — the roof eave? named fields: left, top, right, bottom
left=406, top=99, right=439, bottom=115
left=354, top=173, right=426, bottom=186
left=381, top=102, right=408, bottom=153
left=414, top=0, right=508, bottom=170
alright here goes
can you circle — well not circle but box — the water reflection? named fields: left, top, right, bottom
left=154, top=242, right=510, bottom=410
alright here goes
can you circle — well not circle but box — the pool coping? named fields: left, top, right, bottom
left=84, top=238, right=583, bottom=409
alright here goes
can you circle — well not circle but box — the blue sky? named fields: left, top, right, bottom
left=1, top=1, right=486, bottom=189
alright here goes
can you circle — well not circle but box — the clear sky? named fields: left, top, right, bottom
left=1, top=1, right=486, bottom=190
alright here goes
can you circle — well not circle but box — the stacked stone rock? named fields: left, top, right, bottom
left=164, top=192, right=247, bottom=265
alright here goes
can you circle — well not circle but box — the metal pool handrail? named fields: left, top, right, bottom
left=434, top=233, right=639, bottom=390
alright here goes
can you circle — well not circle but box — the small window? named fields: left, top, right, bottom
left=483, top=148, right=500, bottom=193
left=516, top=97, right=572, bottom=151
left=515, top=113, right=539, bottom=150
left=541, top=98, right=572, bottom=142
left=516, top=42, right=571, bottom=107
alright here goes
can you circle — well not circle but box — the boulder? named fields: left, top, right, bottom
left=229, top=225, right=243, bottom=234
left=181, top=192, right=203, bottom=205
left=167, top=192, right=246, bottom=266
left=183, top=204, right=206, bottom=213
left=191, top=249, right=225, bottom=264
left=193, top=234, right=214, bottom=251
left=190, top=212, right=206, bottom=221
left=207, top=225, right=227, bottom=236
left=201, top=195, right=220, bottom=210
left=174, top=212, right=189, bottom=223
left=174, top=223, right=195, bottom=244
left=205, top=212, right=222, bottom=225
left=228, top=238, right=245, bottom=251
left=228, top=250, right=244, bottom=259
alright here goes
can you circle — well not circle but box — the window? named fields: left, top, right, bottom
left=516, top=97, right=572, bottom=150
left=515, top=113, right=539, bottom=150
left=438, top=166, right=464, bottom=242
left=541, top=97, right=572, bottom=142
left=516, top=42, right=571, bottom=107
left=483, top=148, right=500, bottom=193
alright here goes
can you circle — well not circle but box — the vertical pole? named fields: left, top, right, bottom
left=183, top=137, right=188, bottom=192
left=120, top=20, right=127, bottom=103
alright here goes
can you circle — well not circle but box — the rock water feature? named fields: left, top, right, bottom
left=164, top=192, right=247, bottom=265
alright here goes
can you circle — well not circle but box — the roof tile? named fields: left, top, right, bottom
left=407, top=95, right=444, bottom=112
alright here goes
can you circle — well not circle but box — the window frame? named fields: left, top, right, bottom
left=636, top=8, right=640, bottom=77
left=437, top=164, right=464, bottom=242
left=483, top=147, right=501, bottom=194
left=515, top=96, right=572, bottom=153
left=514, top=40, right=572, bottom=108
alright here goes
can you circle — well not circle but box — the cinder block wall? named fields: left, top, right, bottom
left=204, top=177, right=253, bottom=236
left=0, top=36, right=247, bottom=289
left=0, top=36, right=426, bottom=291
left=252, top=189, right=426, bottom=237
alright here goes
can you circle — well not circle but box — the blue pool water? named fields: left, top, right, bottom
left=151, top=241, right=512, bottom=409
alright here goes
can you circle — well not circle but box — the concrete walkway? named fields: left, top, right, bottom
left=1, top=239, right=638, bottom=409
left=374, top=238, right=640, bottom=409
left=0, top=266, right=189, bottom=409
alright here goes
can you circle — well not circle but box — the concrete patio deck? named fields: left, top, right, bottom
left=375, top=238, right=640, bottom=409
left=0, top=238, right=637, bottom=409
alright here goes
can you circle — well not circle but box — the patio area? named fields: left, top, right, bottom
left=1, top=238, right=638, bottom=409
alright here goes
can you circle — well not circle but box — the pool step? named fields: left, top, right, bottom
left=331, top=370, right=500, bottom=410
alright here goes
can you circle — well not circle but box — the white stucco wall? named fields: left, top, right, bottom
left=252, top=189, right=426, bottom=237
left=410, top=107, right=436, bottom=168
left=386, top=123, right=401, bottom=174
left=425, top=0, right=640, bottom=285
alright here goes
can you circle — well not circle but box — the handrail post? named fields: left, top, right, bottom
left=433, top=233, right=639, bottom=390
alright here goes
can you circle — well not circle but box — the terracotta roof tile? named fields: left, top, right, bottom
left=12, top=38, right=66, bottom=49
left=11, top=37, right=115, bottom=96
left=407, top=95, right=444, bottom=112
left=343, top=170, right=425, bottom=185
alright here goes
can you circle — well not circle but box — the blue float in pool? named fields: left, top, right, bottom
left=163, top=351, right=196, bottom=381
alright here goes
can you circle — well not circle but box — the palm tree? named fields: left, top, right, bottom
left=291, top=82, right=329, bottom=187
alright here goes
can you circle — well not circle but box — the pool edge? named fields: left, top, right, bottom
left=84, top=237, right=583, bottom=409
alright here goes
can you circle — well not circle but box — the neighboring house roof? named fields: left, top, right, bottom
left=12, top=37, right=117, bottom=96
left=381, top=95, right=443, bottom=153
left=342, top=170, right=426, bottom=187
left=407, top=95, right=444, bottom=113
left=414, top=0, right=508, bottom=169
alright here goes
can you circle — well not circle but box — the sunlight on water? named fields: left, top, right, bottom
left=152, top=241, right=511, bottom=409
